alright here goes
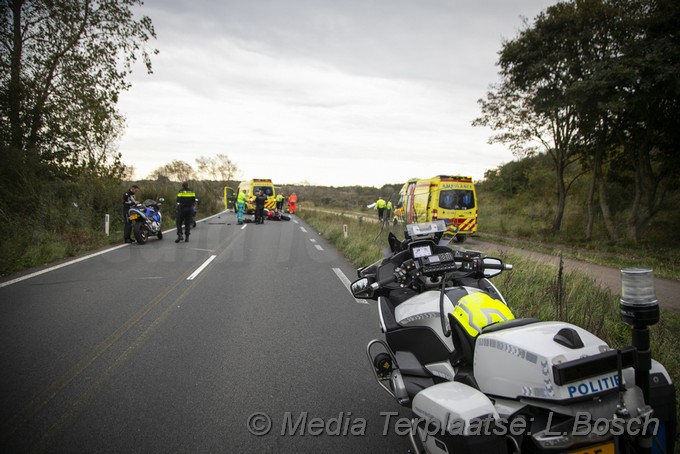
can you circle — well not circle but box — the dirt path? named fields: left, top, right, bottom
left=467, top=238, right=679, bottom=313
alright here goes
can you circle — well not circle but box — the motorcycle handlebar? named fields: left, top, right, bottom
left=483, top=262, right=513, bottom=271
left=372, top=273, right=399, bottom=290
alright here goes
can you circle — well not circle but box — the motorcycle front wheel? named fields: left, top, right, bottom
left=133, top=222, right=149, bottom=244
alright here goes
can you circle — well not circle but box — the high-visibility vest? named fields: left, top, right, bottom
left=177, top=190, right=196, bottom=207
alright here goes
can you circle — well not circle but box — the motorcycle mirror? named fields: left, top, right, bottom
left=351, top=278, right=375, bottom=298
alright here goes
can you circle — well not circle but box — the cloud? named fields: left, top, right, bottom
left=119, top=0, right=557, bottom=186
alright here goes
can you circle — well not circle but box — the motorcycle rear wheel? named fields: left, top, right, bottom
left=133, top=223, right=148, bottom=244
left=157, top=231, right=163, bottom=240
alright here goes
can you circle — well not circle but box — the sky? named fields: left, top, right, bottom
left=117, top=0, right=559, bottom=187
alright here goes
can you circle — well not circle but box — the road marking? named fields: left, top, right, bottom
left=300, top=226, right=307, bottom=233
left=314, top=245, right=323, bottom=251
left=0, top=244, right=129, bottom=288
left=0, top=210, right=235, bottom=289
left=332, top=268, right=369, bottom=304
left=310, top=239, right=317, bottom=243
left=190, top=248, right=215, bottom=252
left=241, top=224, right=247, bottom=230
left=293, top=220, right=299, bottom=224
left=187, top=255, right=217, bottom=280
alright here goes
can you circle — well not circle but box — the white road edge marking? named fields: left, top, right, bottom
left=0, top=244, right=130, bottom=289
left=300, top=226, right=307, bottom=233
left=241, top=224, right=247, bottom=230
left=315, top=245, right=323, bottom=251
left=187, top=255, right=217, bottom=280
left=332, top=268, right=369, bottom=304
left=310, top=239, right=317, bottom=243
left=0, top=209, right=234, bottom=288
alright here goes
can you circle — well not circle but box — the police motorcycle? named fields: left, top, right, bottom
left=351, top=221, right=676, bottom=454
left=128, top=198, right=164, bottom=244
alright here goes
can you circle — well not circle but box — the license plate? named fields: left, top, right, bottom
left=129, top=213, right=138, bottom=220
left=569, top=441, right=615, bottom=454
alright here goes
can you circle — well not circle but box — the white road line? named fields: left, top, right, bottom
left=314, top=245, right=324, bottom=251
left=300, top=226, right=307, bottom=233
left=187, top=255, right=217, bottom=280
left=0, top=209, right=236, bottom=289
left=332, top=268, right=369, bottom=304
left=293, top=220, right=299, bottom=224
left=310, top=239, right=317, bottom=243
left=241, top=224, right=247, bottom=230
left=0, top=244, right=130, bottom=288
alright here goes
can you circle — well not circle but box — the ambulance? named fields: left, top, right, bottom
left=237, top=179, right=276, bottom=213
left=394, top=175, right=477, bottom=242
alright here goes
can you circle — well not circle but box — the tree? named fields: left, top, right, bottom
left=475, top=0, right=680, bottom=240
left=474, top=5, right=586, bottom=233
left=196, top=154, right=239, bottom=181
left=0, top=0, right=157, bottom=180
left=612, top=0, right=680, bottom=241
left=149, top=160, right=195, bottom=182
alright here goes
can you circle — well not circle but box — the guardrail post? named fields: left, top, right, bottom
left=104, top=214, right=110, bottom=236
left=343, top=224, right=348, bottom=238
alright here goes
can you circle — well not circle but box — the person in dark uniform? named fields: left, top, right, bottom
left=254, top=190, right=267, bottom=224
left=122, top=184, right=140, bottom=243
left=175, top=182, right=196, bottom=243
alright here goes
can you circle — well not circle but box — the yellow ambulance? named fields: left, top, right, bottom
left=237, top=179, right=276, bottom=213
left=394, top=175, right=477, bottom=242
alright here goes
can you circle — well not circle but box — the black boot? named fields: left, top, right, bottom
left=175, top=235, right=183, bottom=243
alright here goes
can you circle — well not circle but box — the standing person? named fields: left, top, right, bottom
left=175, top=182, right=196, bottom=243
left=254, top=190, right=267, bottom=224
left=275, top=192, right=284, bottom=212
left=122, top=184, right=140, bottom=243
left=287, top=193, right=298, bottom=214
left=236, top=189, right=247, bottom=225
left=385, top=200, right=393, bottom=223
left=375, top=196, right=387, bottom=221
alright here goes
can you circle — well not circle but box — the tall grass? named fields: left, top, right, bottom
left=299, top=209, right=680, bottom=432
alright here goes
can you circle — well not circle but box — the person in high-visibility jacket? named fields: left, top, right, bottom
left=385, top=200, right=393, bottom=222
left=275, top=193, right=284, bottom=212
left=236, top=189, right=247, bottom=224
left=288, top=193, right=298, bottom=214
left=175, top=182, right=196, bottom=243
left=375, top=196, right=387, bottom=221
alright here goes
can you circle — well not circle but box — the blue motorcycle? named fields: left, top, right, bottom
left=128, top=198, right=164, bottom=244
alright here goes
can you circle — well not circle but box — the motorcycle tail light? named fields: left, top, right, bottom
left=129, top=213, right=138, bottom=220
left=432, top=209, right=438, bottom=220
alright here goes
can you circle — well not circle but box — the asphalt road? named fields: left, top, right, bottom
left=0, top=212, right=411, bottom=453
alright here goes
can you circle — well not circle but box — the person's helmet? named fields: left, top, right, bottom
left=450, top=292, right=515, bottom=338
